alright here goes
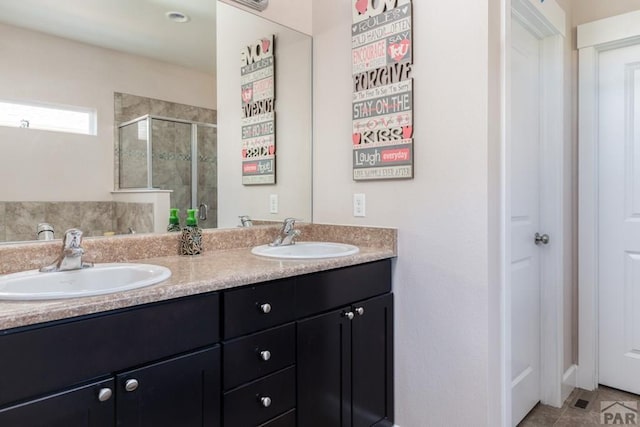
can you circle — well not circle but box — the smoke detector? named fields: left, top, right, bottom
left=232, top=0, right=269, bottom=11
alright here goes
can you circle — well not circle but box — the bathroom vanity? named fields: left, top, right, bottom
left=0, top=258, right=394, bottom=427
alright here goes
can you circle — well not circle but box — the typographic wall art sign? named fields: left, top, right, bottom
left=352, top=0, right=414, bottom=181
left=241, top=35, right=276, bottom=185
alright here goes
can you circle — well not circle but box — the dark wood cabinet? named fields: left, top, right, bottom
left=297, top=294, right=394, bottom=427
left=0, top=347, right=221, bottom=427
left=0, top=293, right=220, bottom=408
left=0, top=293, right=221, bottom=427
left=223, top=278, right=296, bottom=339
left=297, top=306, right=352, bottom=427
left=224, top=367, right=296, bottom=426
left=0, top=259, right=393, bottom=427
left=222, top=281, right=297, bottom=426
left=116, top=346, right=221, bottom=427
left=223, top=323, right=296, bottom=391
left=351, top=294, right=394, bottom=427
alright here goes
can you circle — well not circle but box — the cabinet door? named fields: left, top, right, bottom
left=297, top=308, right=352, bottom=427
left=352, top=294, right=394, bottom=427
left=116, top=346, right=220, bottom=427
left=0, top=378, right=114, bottom=427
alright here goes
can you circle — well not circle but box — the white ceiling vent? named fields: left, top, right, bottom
left=232, top=0, right=269, bottom=11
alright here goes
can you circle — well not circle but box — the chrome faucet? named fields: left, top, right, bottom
left=40, top=229, right=94, bottom=272
left=270, top=218, right=301, bottom=246
left=239, top=215, right=253, bottom=227
left=37, top=223, right=55, bottom=241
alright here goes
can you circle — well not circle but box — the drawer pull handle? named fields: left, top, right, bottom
left=260, top=303, right=272, bottom=314
left=260, top=350, right=272, bottom=361
left=260, top=396, right=272, bottom=408
left=125, top=379, right=139, bottom=392
left=343, top=311, right=355, bottom=320
left=355, top=307, right=365, bottom=316
left=98, top=388, right=112, bottom=402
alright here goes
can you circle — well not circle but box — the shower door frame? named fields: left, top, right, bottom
left=118, top=114, right=218, bottom=210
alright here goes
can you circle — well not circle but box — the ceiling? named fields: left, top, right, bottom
left=0, top=0, right=217, bottom=74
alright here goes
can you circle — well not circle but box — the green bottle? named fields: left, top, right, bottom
left=167, top=208, right=181, bottom=232
left=179, top=209, right=203, bottom=255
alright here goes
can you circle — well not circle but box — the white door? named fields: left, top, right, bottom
left=598, top=42, right=640, bottom=395
left=510, top=18, right=544, bottom=426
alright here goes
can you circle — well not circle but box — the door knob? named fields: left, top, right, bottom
left=343, top=311, right=355, bottom=320
left=355, top=307, right=365, bottom=316
left=534, top=233, right=550, bottom=245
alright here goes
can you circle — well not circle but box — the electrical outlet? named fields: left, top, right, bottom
left=269, top=194, right=278, bottom=214
left=353, top=193, right=366, bottom=217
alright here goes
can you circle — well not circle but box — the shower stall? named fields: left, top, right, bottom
left=118, top=115, right=218, bottom=228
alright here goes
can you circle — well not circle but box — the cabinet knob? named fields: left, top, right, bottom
left=355, top=307, right=365, bottom=316
left=343, top=311, right=355, bottom=320
left=260, top=303, right=272, bottom=314
left=98, top=388, right=112, bottom=402
left=260, top=396, right=272, bottom=408
left=125, top=379, right=139, bottom=392
left=260, top=350, right=272, bottom=361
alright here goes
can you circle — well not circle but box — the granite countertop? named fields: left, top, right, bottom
left=0, top=245, right=395, bottom=332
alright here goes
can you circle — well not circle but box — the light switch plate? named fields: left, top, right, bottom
left=353, top=193, right=366, bottom=217
left=269, top=194, right=278, bottom=214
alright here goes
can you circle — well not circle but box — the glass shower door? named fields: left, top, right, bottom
left=119, top=118, right=149, bottom=188
left=197, top=124, right=218, bottom=228
left=151, top=118, right=193, bottom=214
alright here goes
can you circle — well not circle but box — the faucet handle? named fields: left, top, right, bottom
left=63, top=229, right=84, bottom=250
left=239, top=215, right=253, bottom=227
left=282, top=218, right=298, bottom=233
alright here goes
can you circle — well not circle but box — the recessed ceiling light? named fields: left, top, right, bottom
left=166, top=11, right=191, bottom=23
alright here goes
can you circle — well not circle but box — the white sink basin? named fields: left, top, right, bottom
left=251, top=242, right=359, bottom=260
left=0, top=263, right=171, bottom=301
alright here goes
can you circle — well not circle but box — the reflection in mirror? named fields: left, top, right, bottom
left=217, top=1, right=312, bottom=228
left=0, top=0, right=312, bottom=243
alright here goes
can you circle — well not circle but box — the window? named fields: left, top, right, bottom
left=0, top=100, right=97, bottom=136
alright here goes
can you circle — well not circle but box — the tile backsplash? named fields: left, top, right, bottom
left=0, top=201, right=153, bottom=242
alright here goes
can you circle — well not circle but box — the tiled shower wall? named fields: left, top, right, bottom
left=114, top=93, right=218, bottom=228
left=0, top=202, right=153, bottom=242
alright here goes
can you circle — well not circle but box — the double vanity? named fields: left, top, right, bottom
left=0, top=224, right=396, bottom=427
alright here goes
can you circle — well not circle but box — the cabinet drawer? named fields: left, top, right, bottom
left=258, top=409, right=296, bottom=427
left=0, top=292, right=220, bottom=408
left=295, top=260, right=391, bottom=318
left=224, top=367, right=295, bottom=426
left=223, top=279, right=295, bottom=338
left=223, top=323, right=295, bottom=390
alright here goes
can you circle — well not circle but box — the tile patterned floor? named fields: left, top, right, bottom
left=519, top=386, right=640, bottom=426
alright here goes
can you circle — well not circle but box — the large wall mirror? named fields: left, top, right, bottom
left=0, top=0, right=312, bottom=243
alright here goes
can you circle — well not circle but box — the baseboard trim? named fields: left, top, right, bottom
left=562, top=364, right=578, bottom=403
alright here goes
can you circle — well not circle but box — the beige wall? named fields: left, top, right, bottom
left=0, top=23, right=216, bottom=202
left=572, top=0, right=640, bottom=26
left=216, top=2, right=312, bottom=227
left=313, top=0, right=502, bottom=425
left=218, top=0, right=312, bottom=35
